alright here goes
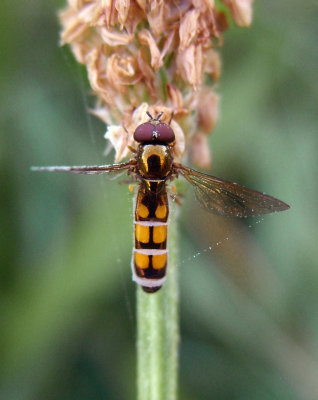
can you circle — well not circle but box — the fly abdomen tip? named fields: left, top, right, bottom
left=142, top=286, right=161, bottom=293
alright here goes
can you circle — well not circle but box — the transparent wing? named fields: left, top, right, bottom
left=176, top=164, right=290, bottom=217
left=31, top=160, right=135, bottom=175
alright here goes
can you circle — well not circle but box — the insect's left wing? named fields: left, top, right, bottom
left=176, top=164, right=290, bottom=217
left=31, top=160, right=135, bottom=175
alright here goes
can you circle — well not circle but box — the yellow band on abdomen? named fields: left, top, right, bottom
left=153, top=225, right=167, bottom=243
left=152, top=253, right=167, bottom=270
left=135, top=224, right=150, bottom=243
left=134, top=252, right=150, bottom=269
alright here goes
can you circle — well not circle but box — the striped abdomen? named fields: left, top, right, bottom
left=132, top=181, right=169, bottom=293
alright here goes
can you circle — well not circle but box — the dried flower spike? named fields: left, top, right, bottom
left=59, top=0, right=253, bottom=168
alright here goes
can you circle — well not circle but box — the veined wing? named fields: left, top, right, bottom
left=31, top=160, right=135, bottom=175
left=176, top=164, right=290, bottom=217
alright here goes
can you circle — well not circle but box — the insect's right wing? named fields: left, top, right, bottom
left=31, top=160, right=135, bottom=176
left=176, top=164, right=290, bottom=217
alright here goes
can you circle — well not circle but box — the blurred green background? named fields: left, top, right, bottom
left=1, top=0, right=318, bottom=399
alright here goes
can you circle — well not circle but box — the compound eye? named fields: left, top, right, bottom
left=134, top=122, right=155, bottom=143
left=155, top=123, right=175, bottom=143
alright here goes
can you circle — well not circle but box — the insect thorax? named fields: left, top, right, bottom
left=137, top=144, right=173, bottom=180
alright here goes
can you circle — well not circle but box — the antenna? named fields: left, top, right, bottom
left=146, top=111, right=154, bottom=121
left=168, top=110, right=174, bottom=125
left=155, top=112, right=163, bottom=121
left=146, top=111, right=164, bottom=123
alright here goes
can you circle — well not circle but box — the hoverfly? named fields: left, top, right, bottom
left=32, top=112, right=290, bottom=293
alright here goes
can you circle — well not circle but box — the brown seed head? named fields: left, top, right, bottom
left=59, top=0, right=254, bottom=165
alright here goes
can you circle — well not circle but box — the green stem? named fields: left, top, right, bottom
left=137, top=206, right=179, bottom=400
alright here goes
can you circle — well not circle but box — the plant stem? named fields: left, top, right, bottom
left=137, top=206, right=179, bottom=400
